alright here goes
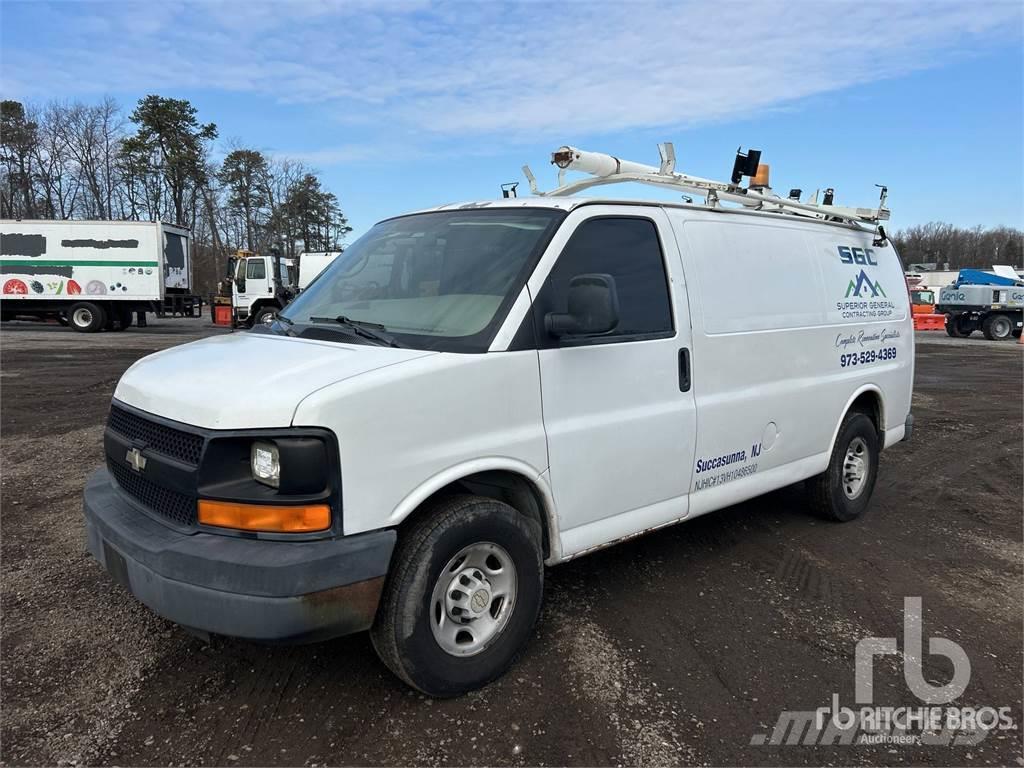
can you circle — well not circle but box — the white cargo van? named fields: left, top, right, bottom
left=83, top=146, right=913, bottom=696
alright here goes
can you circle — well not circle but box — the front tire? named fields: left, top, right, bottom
left=371, top=495, right=543, bottom=697
left=806, top=411, right=880, bottom=522
left=68, top=302, right=106, bottom=333
left=251, top=306, right=278, bottom=326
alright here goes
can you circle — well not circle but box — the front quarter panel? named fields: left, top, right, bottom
left=291, top=350, right=548, bottom=537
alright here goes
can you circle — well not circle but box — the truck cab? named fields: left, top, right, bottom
left=910, top=288, right=935, bottom=314
left=231, top=250, right=296, bottom=326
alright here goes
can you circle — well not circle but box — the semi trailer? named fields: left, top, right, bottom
left=0, top=220, right=201, bottom=332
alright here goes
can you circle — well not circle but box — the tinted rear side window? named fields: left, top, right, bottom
left=536, top=217, right=673, bottom=343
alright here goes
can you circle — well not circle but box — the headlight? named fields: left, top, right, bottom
left=251, top=441, right=280, bottom=488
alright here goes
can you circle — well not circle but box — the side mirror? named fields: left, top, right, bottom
left=236, top=278, right=246, bottom=292
left=545, top=273, right=620, bottom=337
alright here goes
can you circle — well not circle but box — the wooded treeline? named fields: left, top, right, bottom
left=891, top=222, right=1023, bottom=271
left=0, top=95, right=351, bottom=294
left=3, top=95, right=1020, bottom=288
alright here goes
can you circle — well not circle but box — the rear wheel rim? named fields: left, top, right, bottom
left=994, top=317, right=1010, bottom=337
left=429, top=542, right=517, bottom=657
left=72, top=307, right=93, bottom=327
left=842, top=436, right=869, bottom=499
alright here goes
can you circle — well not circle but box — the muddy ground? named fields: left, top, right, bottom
left=2, top=320, right=1022, bottom=767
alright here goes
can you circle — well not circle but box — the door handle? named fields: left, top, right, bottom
left=678, top=348, right=691, bottom=392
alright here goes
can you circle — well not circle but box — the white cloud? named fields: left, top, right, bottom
left=269, top=144, right=380, bottom=166
left=2, top=0, right=1020, bottom=143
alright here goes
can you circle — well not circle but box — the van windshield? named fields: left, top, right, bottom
left=280, top=209, right=563, bottom=351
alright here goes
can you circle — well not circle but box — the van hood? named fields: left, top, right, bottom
left=114, top=332, right=434, bottom=429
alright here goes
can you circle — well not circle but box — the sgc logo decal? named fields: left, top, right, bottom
left=838, top=246, right=878, bottom=266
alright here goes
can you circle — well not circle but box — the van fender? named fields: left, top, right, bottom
left=826, top=384, right=885, bottom=459
left=384, top=457, right=562, bottom=563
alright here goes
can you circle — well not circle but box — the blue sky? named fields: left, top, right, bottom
left=2, top=0, right=1022, bottom=241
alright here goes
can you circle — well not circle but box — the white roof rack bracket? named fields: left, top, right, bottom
left=658, top=142, right=676, bottom=175
left=528, top=143, right=890, bottom=227
left=521, top=165, right=539, bottom=196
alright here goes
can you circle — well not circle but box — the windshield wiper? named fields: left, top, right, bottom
left=308, top=315, right=402, bottom=347
left=263, top=313, right=297, bottom=336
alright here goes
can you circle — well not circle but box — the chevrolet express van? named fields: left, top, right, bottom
left=84, top=196, right=913, bottom=696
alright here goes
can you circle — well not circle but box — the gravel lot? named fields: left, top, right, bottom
left=2, top=320, right=1021, bottom=767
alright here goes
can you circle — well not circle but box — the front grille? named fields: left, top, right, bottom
left=109, top=459, right=197, bottom=527
left=108, top=405, right=203, bottom=465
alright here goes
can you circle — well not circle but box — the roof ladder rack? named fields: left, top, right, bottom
left=522, top=143, right=890, bottom=228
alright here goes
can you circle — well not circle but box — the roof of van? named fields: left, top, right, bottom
left=405, top=196, right=866, bottom=232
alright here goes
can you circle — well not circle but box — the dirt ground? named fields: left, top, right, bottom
left=2, top=320, right=1022, bottom=767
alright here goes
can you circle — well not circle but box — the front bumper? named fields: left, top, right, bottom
left=83, top=468, right=395, bottom=643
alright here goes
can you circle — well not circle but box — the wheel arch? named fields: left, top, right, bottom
left=249, top=298, right=282, bottom=315
left=386, top=459, right=561, bottom=563
left=827, top=385, right=885, bottom=457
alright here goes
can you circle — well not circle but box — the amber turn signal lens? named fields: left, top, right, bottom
left=198, top=499, right=331, bottom=533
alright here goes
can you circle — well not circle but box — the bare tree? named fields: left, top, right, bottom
left=32, top=102, right=81, bottom=219
left=60, top=97, right=124, bottom=219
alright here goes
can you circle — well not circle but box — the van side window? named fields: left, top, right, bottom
left=537, top=217, right=673, bottom=343
left=246, top=259, right=266, bottom=280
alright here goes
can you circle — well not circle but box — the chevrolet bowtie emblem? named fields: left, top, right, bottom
left=126, top=447, right=147, bottom=472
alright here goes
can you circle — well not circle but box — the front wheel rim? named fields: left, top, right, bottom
left=842, top=436, right=870, bottom=499
left=72, top=307, right=92, bottom=327
left=429, top=542, right=517, bottom=657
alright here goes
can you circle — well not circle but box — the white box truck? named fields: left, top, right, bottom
left=298, top=251, right=341, bottom=290
left=83, top=144, right=913, bottom=696
left=0, top=220, right=200, bottom=332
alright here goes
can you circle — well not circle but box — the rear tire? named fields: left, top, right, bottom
left=371, top=495, right=543, bottom=697
left=982, top=313, right=1012, bottom=341
left=110, top=306, right=133, bottom=331
left=806, top=411, right=880, bottom=522
left=955, top=315, right=975, bottom=337
left=944, top=316, right=962, bottom=337
left=68, top=302, right=106, bottom=333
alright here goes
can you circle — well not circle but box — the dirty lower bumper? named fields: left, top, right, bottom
left=83, top=468, right=395, bottom=643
